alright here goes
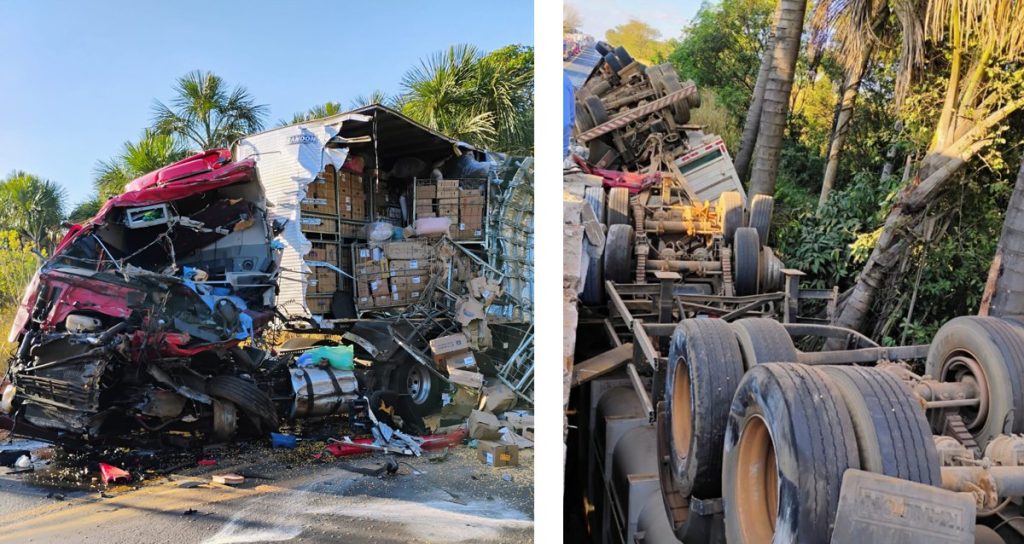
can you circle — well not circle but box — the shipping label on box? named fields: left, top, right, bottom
left=430, top=333, right=469, bottom=356
left=369, top=279, right=390, bottom=296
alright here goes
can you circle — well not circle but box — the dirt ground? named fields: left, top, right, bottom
left=0, top=437, right=534, bottom=543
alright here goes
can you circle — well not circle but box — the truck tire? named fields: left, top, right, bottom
left=575, top=102, right=594, bottom=132
left=731, top=318, right=797, bottom=370
left=819, top=366, right=941, bottom=485
left=665, top=318, right=745, bottom=498
left=603, top=52, right=624, bottom=75
left=603, top=224, right=634, bottom=284
left=584, top=95, right=609, bottom=126
left=582, top=187, right=607, bottom=305
left=748, top=194, right=774, bottom=245
left=614, top=46, right=635, bottom=68
left=723, top=363, right=861, bottom=544
left=659, top=69, right=691, bottom=124
left=733, top=227, right=761, bottom=296
left=208, top=375, right=279, bottom=434
left=685, top=80, right=702, bottom=108
left=607, top=187, right=630, bottom=226
left=391, top=361, right=443, bottom=416
left=717, top=191, right=743, bottom=244
left=595, top=42, right=612, bottom=56
left=925, top=316, right=1024, bottom=449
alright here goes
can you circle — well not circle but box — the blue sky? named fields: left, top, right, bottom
left=569, top=0, right=701, bottom=41
left=0, top=1, right=533, bottom=205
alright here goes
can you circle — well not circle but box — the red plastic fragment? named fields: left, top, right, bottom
left=197, top=459, right=217, bottom=466
left=98, top=463, right=131, bottom=484
left=326, top=427, right=468, bottom=458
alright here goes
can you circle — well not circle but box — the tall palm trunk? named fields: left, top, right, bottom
left=748, top=0, right=807, bottom=197
left=818, top=56, right=868, bottom=208
left=734, top=11, right=778, bottom=181
left=981, top=157, right=1024, bottom=317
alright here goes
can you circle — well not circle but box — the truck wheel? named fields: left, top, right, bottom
left=582, top=187, right=607, bottom=305
left=723, top=363, right=860, bottom=544
left=665, top=319, right=745, bottom=498
left=584, top=95, right=609, bottom=126
left=717, top=191, right=743, bottom=244
left=606, top=187, right=630, bottom=226
left=685, top=80, right=702, bottom=108
left=614, top=46, right=635, bottom=67
left=603, top=52, right=624, bottom=75
left=208, top=375, right=278, bottom=433
left=603, top=224, right=634, bottom=284
left=575, top=102, right=593, bottom=132
left=925, top=316, right=1024, bottom=449
left=748, top=194, right=774, bottom=245
left=731, top=318, right=797, bottom=370
left=659, top=69, right=691, bottom=124
left=733, top=227, right=761, bottom=296
left=819, top=366, right=941, bottom=485
left=391, top=361, right=443, bottom=416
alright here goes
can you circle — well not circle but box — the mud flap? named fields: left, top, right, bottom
left=830, top=469, right=975, bottom=544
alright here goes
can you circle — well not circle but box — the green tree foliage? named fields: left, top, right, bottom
left=152, top=70, right=268, bottom=150
left=668, top=0, right=775, bottom=121
left=94, top=129, right=190, bottom=199
left=605, top=19, right=672, bottom=65
left=399, top=44, right=534, bottom=155
left=0, top=171, right=67, bottom=255
left=68, top=197, right=102, bottom=224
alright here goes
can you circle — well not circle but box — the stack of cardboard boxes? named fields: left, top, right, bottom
left=337, top=169, right=366, bottom=222
left=414, top=180, right=486, bottom=241
left=353, top=239, right=433, bottom=310
left=436, top=180, right=460, bottom=237
left=301, top=166, right=339, bottom=216
left=457, top=187, right=485, bottom=241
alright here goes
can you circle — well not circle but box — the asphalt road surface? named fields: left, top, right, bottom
left=0, top=442, right=534, bottom=543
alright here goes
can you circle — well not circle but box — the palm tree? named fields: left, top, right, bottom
left=747, top=0, right=808, bottom=196
left=473, top=45, right=534, bottom=155
left=94, top=129, right=190, bottom=199
left=399, top=44, right=496, bottom=146
left=829, top=0, right=1024, bottom=334
left=152, top=70, right=268, bottom=150
left=813, top=3, right=890, bottom=207
left=733, top=1, right=779, bottom=182
left=0, top=171, right=67, bottom=255
left=350, top=91, right=394, bottom=109
left=67, top=197, right=102, bottom=224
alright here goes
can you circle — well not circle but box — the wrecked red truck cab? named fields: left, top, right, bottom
left=0, top=150, right=327, bottom=447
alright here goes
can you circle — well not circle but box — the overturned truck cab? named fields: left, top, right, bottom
left=2, top=149, right=359, bottom=447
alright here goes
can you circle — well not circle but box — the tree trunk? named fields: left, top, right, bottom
left=981, top=157, right=1024, bottom=317
left=833, top=97, right=1024, bottom=333
left=734, top=2, right=782, bottom=181
left=818, top=53, right=870, bottom=208
left=748, top=0, right=807, bottom=197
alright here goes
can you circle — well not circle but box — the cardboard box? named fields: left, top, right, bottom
left=477, top=440, right=518, bottom=467
left=384, top=240, right=433, bottom=260
left=374, top=295, right=394, bottom=307
left=307, top=242, right=339, bottom=264
left=355, top=246, right=384, bottom=265
left=430, top=333, right=469, bottom=356
left=442, top=350, right=478, bottom=370
left=417, top=185, right=437, bottom=199
left=468, top=410, right=501, bottom=440
left=437, top=180, right=460, bottom=191
left=356, top=282, right=370, bottom=298
left=369, top=278, right=390, bottom=296
left=306, top=295, right=332, bottom=315
left=389, top=259, right=424, bottom=273
left=312, top=267, right=337, bottom=294
left=357, top=263, right=381, bottom=277
left=357, top=295, right=372, bottom=308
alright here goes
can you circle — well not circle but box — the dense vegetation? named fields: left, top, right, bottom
left=665, top=0, right=1024, bottom=344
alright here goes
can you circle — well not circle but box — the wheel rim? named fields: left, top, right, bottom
left=940, top=352, right=990, bottom=431
left=671, top=357, right=693, bottom=462
left=735, top=414, right=778, bottom=542
left=406, top=365, right=432, bottom=405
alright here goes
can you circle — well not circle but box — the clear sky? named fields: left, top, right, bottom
left=0, top=1, right=533, bottom=206
left=569, top=0, right=701, bottom=42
